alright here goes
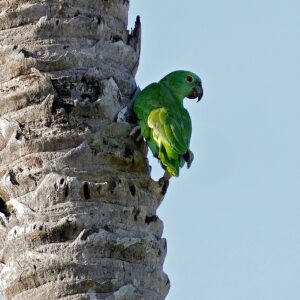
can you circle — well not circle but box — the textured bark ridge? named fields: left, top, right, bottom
left=0, top=1, right=169, bottom=299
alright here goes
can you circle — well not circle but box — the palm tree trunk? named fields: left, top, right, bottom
left=0, top=1, right=169, bottom=299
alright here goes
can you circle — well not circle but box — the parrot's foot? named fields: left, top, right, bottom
left=130, top=125, right=142, bottom=142
left=130, top=125, right=140, bottom=135
left=158, top=172, right=171, bottom=196
left=162, top=171, right=172, bottom=181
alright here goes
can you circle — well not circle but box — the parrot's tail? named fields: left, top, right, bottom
left=159, top=146, right=179, bottom=177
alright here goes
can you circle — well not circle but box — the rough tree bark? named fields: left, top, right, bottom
left=0, top=1, right=170, bottom=299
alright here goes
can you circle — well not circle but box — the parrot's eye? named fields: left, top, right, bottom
left=185, top=75, right=194, bottom=83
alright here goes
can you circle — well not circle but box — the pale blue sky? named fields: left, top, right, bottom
left=129, top=1, right=300, bottom=299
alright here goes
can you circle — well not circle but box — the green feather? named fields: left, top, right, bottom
left=133, top=70, right=202, bottom=177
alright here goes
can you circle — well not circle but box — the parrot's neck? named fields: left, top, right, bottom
left=161, top=83, right=185, bottom=106
left=170, top=91, right=185, bottom=106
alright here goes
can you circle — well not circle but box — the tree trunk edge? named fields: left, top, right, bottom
left=0, top=1, right=170, bottom=299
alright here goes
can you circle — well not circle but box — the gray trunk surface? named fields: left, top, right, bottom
left=0, top=1, right=169, bottom=299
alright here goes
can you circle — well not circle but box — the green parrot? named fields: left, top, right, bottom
left=133, top=70, right=203, bottom=177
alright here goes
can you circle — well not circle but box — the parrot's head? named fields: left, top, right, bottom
left=160, top=70, right=203, bottom=102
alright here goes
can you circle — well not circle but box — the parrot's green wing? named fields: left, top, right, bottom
left=147, top=107, right=190, bottom=155
left=133, top=71, right=200, bottom=177
left=134, top=83, right=164, bottom=127
left=133, top=83, right=167, bottom=156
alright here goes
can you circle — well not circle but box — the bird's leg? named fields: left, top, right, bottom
left=162, top=170, right=172, bottom=181
left=130, top=125, right=143, bottom=142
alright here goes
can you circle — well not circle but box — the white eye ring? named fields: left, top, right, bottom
left=186, top=75, right=193, bottom=83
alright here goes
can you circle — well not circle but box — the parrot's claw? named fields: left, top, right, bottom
left=163, top=171, right=172, bottom=180
left=130, top=125, right=143, bottom=142
left=130, top=125, right=140, bottom=136
left=158, top=171, right=171, bottom=184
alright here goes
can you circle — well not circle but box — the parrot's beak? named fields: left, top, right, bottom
left=187, top=83, right=203, bottom=102
left=196, top=83, right=203, bottom=102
